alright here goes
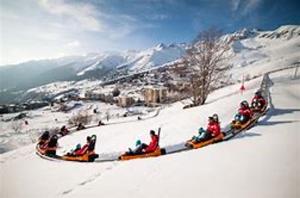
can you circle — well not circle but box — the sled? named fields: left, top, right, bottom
left=185, top=133, right=224, bottom=149
left=251, top=103, right=268, bottom=113
left=62, top=134, right=99, bottom=162
left=62, top=151, right=99, bottom=162
left=119, top=148, right=166, bottom=161
left=230, top=117, right=254, bottom=130
left=36, top=144, right=57, bottom=156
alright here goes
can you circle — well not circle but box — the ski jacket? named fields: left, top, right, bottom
left=251, top=95, right=266, bottom=107
left=145, top=134, right=159, bottom=153
left=75, top=144, right=89, bottom=156
left=206, top=122, right=221, bottom=137
left=238, top=106, right=253, bottom=118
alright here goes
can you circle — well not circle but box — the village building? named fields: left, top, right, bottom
left=144, top=86, right=168, bottom=105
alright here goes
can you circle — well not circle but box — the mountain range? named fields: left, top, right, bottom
left=0, top=25, right=299, bottom=104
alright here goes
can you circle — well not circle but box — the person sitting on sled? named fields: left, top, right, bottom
left=59, top=125, right=70, bottom=136
left=144, top=130, right=159, bottom=153
left=192, top=116, right=221, bottom=143
left=44, top=135, right=58, bottom=155
left=126, top=140, right=148, bottom=155
left=235, top=100, right=253, bottom=124
left=38, top=131, right=50, bottom=147
left=125, top=130, right=159, bottom=155
left=76, top=123, right=86, bottom=131
left=251, top=90, right=266, bottom=110
left=72, top=136, right=93, bottom=156
left=98, top=120, right=105, bottom=126
left=66, top=144, right=82, bottom=156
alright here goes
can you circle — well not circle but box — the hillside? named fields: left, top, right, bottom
left=1, top=68, right=299, bottom=198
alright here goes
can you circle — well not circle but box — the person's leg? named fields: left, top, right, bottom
left=195, top=132, right=205, bottom=142
left=141, top=143, right=148, bottom=149
left=202, top=132, right=213, bottom=141
left=134, top=146, right=144, bottom=154
left=239, top=115, right=245, bottom=123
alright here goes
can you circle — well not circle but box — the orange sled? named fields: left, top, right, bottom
left=119, top=148, right=166, bottom=161
left=62, top=151, right=99, bottom=162
left=36, top=144, right=57, bottom=156
left=231, top=118, right=253, bottom=130
left=185, top=133, right=224, bottom=149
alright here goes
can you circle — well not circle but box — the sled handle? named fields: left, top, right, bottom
left=157, top=127, right=161, bottom=146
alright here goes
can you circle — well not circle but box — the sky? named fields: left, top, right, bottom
left=0, top=0, right=299, bottom=66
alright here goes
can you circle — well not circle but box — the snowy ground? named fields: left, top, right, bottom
left=0, top=101, right=157, bottom=154
left=1, top=68, right=299, bottom=198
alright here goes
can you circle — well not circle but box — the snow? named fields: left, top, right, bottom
left=0, top=100, right=157, bottom=154
left=228, top=27, right=300, bottom=81
left=1, top=25, right=300, bottom=197
left=116, top=43, right=185, bottom=72
left=1, top=67, right=299, bottom=198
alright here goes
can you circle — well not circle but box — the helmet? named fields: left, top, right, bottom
left=51, top=135, right=58, bottom=140
left=135, top=140, right=142, bottom=146
left=76, top=144, right=81, bottom=149
left=255, top=90, right=262, bottom=96
left=212, top=113, right=219, bottom=122
left=86, top=136, right=91, bottom=142
left=198, top=127, right=205, bottom=134
left=150, top=130, right=155, bottom=135
left=240, top=100, right=249, bottom=108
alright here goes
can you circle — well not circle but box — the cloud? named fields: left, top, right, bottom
left=65, top=40, right=80, bottom=48
left=231, top=0, right=262, bottom=15
left=39, top=0, right=103, bottom=32
left=149, top=14, right=170, bottom=20
left=242, top=0, right=262, bottom=15
left=231, top=0, right=241, bottom=11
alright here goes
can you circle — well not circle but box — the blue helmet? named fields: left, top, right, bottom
left=198, top=127, right=205, bottom=134
left=136, top=140, right=142, bottom=146
left=76, top=144, right=81, bottom=149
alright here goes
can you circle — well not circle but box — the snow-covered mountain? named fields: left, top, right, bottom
left=0, top=43, right=186, bottom=104
left=116, top=43, right=186, bottom=72
left=0, top=25, right=299, bottom=105
left=224, top=25, right=300, bottom=80
left=74, top=43, right=186, bottom=75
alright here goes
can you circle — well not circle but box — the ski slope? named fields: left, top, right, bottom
left=1, top=68, right=299, bottom=198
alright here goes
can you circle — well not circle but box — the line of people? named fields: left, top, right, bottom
left=38, top=90, right=266, bottom=157
left=191, top=90, right=267, bottom=143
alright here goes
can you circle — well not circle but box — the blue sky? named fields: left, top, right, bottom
left=0, top=0, right=299, bottom=65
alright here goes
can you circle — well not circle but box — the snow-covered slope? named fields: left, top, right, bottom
left=60, top=43, right=186, bottom=76
left=1, top=68, right=299, bottom=198
left=226, top=25, right=300, bottom=81
left=117, top=43, right=186, bottom=72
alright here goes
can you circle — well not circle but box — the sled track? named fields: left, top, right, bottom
left=36, top=72, right=273, bottom=163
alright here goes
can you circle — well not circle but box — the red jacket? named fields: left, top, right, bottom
left=238, top=106, right=253, bottom=118
left=75, top=144, right=89, bottom=156
left=206, top=122, right=221, bottom=137
left=251, top=95, right=266, bottom=107
left=145, top=135, right=159, bottom=153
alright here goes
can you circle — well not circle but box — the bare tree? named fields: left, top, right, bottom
left=182, top=28, right=232, bottom=106
left=68, top=110, right=92, bottom=126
